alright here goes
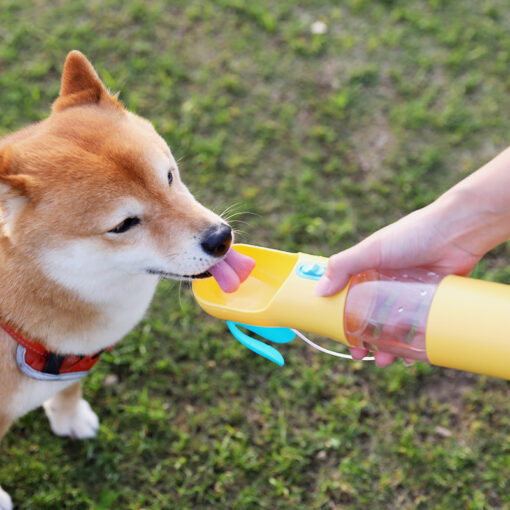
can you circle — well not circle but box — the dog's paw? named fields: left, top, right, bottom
left=0, top=486, right=12, bottom=510
left=43, top=398, right=99, bottom=439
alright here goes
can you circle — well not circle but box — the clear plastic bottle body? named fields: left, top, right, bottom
left=344, top=269, right=444, bottom=362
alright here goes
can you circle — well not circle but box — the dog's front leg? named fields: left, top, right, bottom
left=43, top=381, right=99, bottom=439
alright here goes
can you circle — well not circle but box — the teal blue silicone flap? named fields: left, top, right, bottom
left=226, top=322, right=295, bottom=366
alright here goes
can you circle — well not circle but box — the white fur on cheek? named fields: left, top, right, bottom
left=38, top=239, right=159, bottom=354
left=39, top=238, right=159, bottom=303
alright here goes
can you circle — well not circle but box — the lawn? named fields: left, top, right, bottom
left=1, top=1, right=510, bottom=508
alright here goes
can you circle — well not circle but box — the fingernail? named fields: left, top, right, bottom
left=403, top=360, right=414, bottom=367
left=314, top=276, right=332, bottom=297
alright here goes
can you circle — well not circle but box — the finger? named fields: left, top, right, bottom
left=374, top=351, right=395, bottom=367
left=314, top=241, right=380, bottom=297
left=350, top=347, right=369, bottom=360
left=403, top=358, right=415, bottom=366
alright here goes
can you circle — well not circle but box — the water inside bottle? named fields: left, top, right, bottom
left=344, top=269, right=443, bottom=362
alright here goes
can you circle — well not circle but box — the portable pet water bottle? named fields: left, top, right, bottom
left=193, top=245, right=510, bottom=379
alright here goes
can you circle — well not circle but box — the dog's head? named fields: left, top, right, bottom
left=0, top=51, right=231, bottom=299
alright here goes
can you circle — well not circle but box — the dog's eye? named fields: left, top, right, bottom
left=108, top=217, right=141, bottom=234
left=168, top=170, right=173, bottom=186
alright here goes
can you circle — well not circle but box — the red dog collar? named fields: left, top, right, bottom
left=0, top=323, right=112, bottom=381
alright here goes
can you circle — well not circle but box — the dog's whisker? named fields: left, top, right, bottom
left=223, top=216, right=259, bottom=227
left=221, top=200, right=243, bottom=212
left=231, top=211, right=260, bottom=218
left=228, top=219, right=250, bottom=226
left=222, top=213, right=255, bottom=226
left=222, top=212, right=250, bottom=221
left=215, top=205, right=234, bottom=218
left=219, top=202, right=244, bottom=219
left=223, top=202, right=250, bottom=217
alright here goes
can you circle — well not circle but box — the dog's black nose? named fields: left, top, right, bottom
left=201, top=224, right=232, bottom=257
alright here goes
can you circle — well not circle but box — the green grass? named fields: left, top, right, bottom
left=2, top=0, right=510, bottom=508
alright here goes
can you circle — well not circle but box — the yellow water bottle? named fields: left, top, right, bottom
left=193, top=244, right=510, bottom=379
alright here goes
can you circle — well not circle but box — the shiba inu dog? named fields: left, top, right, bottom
left=0, top=51, right=254, bottom=509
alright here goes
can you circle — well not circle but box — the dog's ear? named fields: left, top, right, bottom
left=52, top=51, right=121, bottom=112
left=0, top=146, right=33, bottom=237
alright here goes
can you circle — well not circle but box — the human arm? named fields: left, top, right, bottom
left=315, top=146, right=510, bottom=366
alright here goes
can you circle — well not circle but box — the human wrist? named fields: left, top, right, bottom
left=431, top=180, right=510, bottom=257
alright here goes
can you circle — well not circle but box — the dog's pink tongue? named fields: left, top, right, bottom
left=209, top=249, right=256, bottom=293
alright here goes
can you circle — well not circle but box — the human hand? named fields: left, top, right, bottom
left=314, top=197, right=484, bottom=366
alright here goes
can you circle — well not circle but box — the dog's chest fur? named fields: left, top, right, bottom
left=1, top=273, right=159, bottom=419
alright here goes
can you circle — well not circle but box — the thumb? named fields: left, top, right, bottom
left=314, top=241, right=380, bottom=297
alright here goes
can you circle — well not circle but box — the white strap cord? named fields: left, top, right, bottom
left=291, top=329, right=375, bottom=361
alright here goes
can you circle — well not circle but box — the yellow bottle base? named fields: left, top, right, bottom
left=426, top=275, right=510, bottom=379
